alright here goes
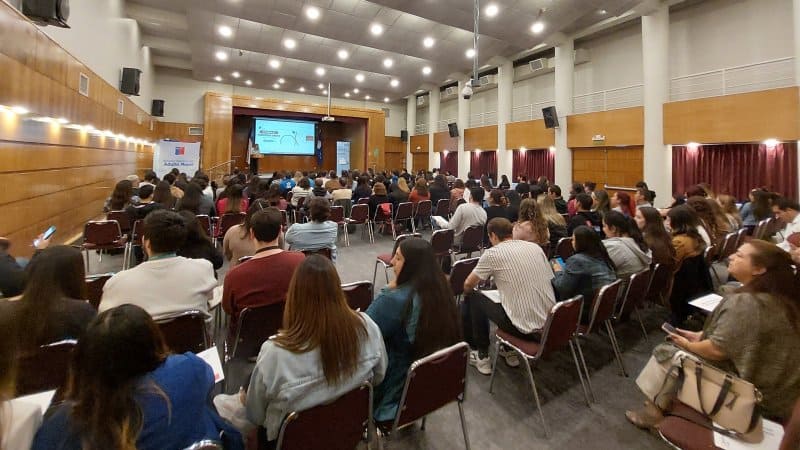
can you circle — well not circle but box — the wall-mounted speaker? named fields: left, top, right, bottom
left=447, top=122, right=459, bottom=138
left=120, top=68, right=142, bottom=96
left=400, top=129, right=408, bottom=142
left=542, top=106, right=559, bottom=129
left=151, top=99, right=165, bottom=117
left=22, top=0, right=70, bottom=28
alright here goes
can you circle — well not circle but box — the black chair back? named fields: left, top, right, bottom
left=156, top=310, right=209, bottom=354
left=229, top=302, right=285, bottom=361
left=342, top=281, right=373, bottom=311
left=16, top=340, right=76, bottom=397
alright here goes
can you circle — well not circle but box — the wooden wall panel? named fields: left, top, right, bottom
left=0, top=2, right=155, bottom=255
left=572, top=146, right=644, bottom=191
left=663, top=87, right=800, bottom=144
left=156, top=122, right=203, bottom=143
left=464, top=125, right=498, bottom=151
left=384, top=136, right=404, bottom=153
left=410, top=134, right=428, bottom=153
left=567, top=107, right=644, bottom=147
left=203, top=93, right=233, bottom=173
left=412, top=153, right=428, bottom=173
left=384, top=153, right=405, bottom=171
left=506, top=120, right=555, bottom=149
left=433, top=131, right=458, bottom=152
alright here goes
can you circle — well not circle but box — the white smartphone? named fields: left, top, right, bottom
left=33, top=225, right=56, bottom=247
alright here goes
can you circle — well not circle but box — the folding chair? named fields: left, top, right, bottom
left=125, top=219, right=144, bottom=268
left=488, top=296, right=591, bottom=437
left=372, top=233, right=422, bottom=287
left=392, top=202, right=414, bottom=236
left=575, top=280, right=626, bottom=399
left=215, top=212, right=246, bottom=246
left=81, top=220, right=129, bottom=272
left=453, top=225, right=484, bottom=259
left=346, top=204, right=374, bottom=244
left=301, top=247, right=333, bottom=260
left=156, top=310, right=210, bottom=354
left=379, top=342, right=471, bottom=450
left=414, top=200, right=433, bottom=230
left=554, top=237, right=574, bottom=261
left=656, top=401, right=724, bottom=450
left=15, top=340, right=76, bottom=397
left=449, top=257, right=479, bottom=303
left=645, top=263, right=672, bottom=307
left=224, top=302, right=285, bottom=390
left=85, top=273, right=114, bottom=310
left=752, top=218, right=771, bottom=240
left=358, top=197, right=371, bottom=205
left=373, top=203, right=395, bottom=239
left=430, top=229, right=454, bottom=267
left=614, top=268, right=652, bottom=340
left=267, top=382, right=373, bottom=450
left=716, top=231, right=738, bottom=261
left=450, top=198, right=466, bottom=217
left=293, top=196, right=308, bottom=224
left=106, top=210, right=131, bottom=237
left=435, top=199, right=450, bottom=218
left=342, top=281, right=373, bottom=311
left=329, top=205, right=349, bottom=246
left=196, top=215, right=213, bottom=236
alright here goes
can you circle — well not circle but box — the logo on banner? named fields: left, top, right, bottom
left=175, top=147, right=185, bottom=156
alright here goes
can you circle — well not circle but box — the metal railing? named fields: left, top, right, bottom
left=669, top=57, right=795, bottom=102
left=511, top=101, right=555, bottom=122
left=572, top=84, right=644, bottom=114
left=205, top=160, right=234, bottom=183
left=469, top=111, right=498, bottom=128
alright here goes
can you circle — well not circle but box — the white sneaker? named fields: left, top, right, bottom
left=499, top=347, right=520, bottom=368
left=469, top=350, right=493, bottom=375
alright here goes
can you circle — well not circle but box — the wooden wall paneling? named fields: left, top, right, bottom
left=572, top=146, right=644, bottom=190
left=230, top=116, right=250, bottom=171
left=412, top=153, right=428, bottom=173
left=433, top=131, right=458, bottom=152
left=156, top=122, right=204, bottom=143
left=384, top=153, right=405, bottom=171
left=203, top=93, right=233, bottom=171
left=464, top=125, right=498, bottom=151
left=663, top=87, right=800, bottom=144
left=384, top=136, right=404, bottom=153
left=409, top=134, right=428, bottom=153
left=505, top=120, right=555, bottom=149
left=366, top=112, right=385, bottom=170
left=567, top=107, right=644, bottom=147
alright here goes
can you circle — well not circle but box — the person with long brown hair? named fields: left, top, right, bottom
left=717, top=194, right=742, bottom=230
left=634, top=206, right=676, bottom=269
left=367, top=238, right=461, bottom=421
left=32, top=304, right=243, bottom=450
left=513, top=198, right=550, bottom=245
left=687, top=195, right=730, bottom=244
left=409, top=177, right=431, bottom=204
left=103, top=179, right=135, bottom=212
left=245, top=256, right=386, bottom=443
left=627, top=240, right=800, bottom=429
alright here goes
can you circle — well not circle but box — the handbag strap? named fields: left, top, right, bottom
left=694, top=363, right=733, bottom=417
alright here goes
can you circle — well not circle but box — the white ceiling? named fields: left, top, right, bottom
left=126, top=0, right=652, bottom=102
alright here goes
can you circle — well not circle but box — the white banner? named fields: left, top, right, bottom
left=153, top=140, right=201, bottom=178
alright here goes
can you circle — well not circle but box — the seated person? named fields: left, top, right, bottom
left=462, top=218, right=556, bottom=375
left=567, top=193, right=602, bottom=236
left=125, top=184, right=163, bottom=223
left=551, top=226, right=617, bottom=323
left=245, top=256, right=387, bottom=444
left=0, top=232, right=50, bottom=298
left=368, top=182, right=392, bottom=219
left=311, top=178, right=328, bottom=198
left=32, top=305, right=243, bottom=450
left=284, top=198, right=338, bottom=259
left=0, top=315, right=43, bottom=450
left=627, top=241, right=800, bottom=429
left=223, top=199, right=275, bottom=268
left=513, top=198, right=550, bottom=245
left=437, top=187, right=487, bottom=247
left=176, top=211, right=224, bottom=274
left=602, top=211, right=652, bottom=280
left=222, top=208, right=305, bottom=326
left=367, top=239, right=460, bottom=421
left=99, top=210, right=217, bottom=320
left=773, top=197, right=800, bottom=251
left=0, top=246, right=95, bottom=351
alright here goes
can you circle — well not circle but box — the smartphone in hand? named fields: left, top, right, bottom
left=661, top=322, right=677, bottom=335
left=33, top=225, right=56, bottom=247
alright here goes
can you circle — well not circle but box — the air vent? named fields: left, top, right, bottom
left=78, top=72, right=89, bottom=96
left=445, top=86, right=458, bottom=96
left=529, top=58, right=548, bottom=71
left=117, top=99, right=124, bottom=115
left=416, top=95, right=429, bottom=107
left=188, top=126, right=203, bottom=136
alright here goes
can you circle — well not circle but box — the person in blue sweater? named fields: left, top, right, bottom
left=366, top=238, right=461, bottom=422
left=551, top=225, right=618, bottom=323
left=32, top=304, right=243, bottom=450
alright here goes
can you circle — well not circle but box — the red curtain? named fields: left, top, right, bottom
left=468, top=151, right=497, bottom=179
left=440, top=152, right=458, bottom=177
left=512, top=149, right=555, bottom=182
left=672, top=142, right=798, bottom=200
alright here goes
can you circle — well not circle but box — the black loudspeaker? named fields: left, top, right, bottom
left=22, top=0, right=70, bottom=28
left=151, top=100, right=165, bottom=117
left=120, top=68, right=142, bottom=96
left=542, top=106, right=559, bottom=129
left=400, top=129, right=408, bottom=142
left=448, top=122, right=459, bottom=138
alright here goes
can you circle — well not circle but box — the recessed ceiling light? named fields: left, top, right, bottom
left=315, top=67, right=326, bottom=76
left=353, top=88, right=360, bottom=94
left=215, top=51, right=228, bottom=61
left=598, top=9, right=608, bottom=15
left=390, top=79, right=399, bottom=87
left=337, top=49, right=349, bottom=60
left=299, top=87, right=305, bottom=92
left=218, top=25, right=233, bottom=38
left=278, top=78, right=285, bottom=84
left=423, top=37, right=435, bottom=48
left=273, top=83, right=280, bottom=89
left=465, top=48, right=476, bottom=58
left=245, top=79, right=252, bottom=85
left=214, top=76, right=222, bottom=82
left=384, top=97, right=390, bottom=103
left=422, top=66, right=432, bottom=75
left=322, top=90, right=328, bottom=94
left=283, top=38, right=296, bottom=49
left=318, top=83, right=325, bottom=89
left=383, top=58, right=394, bottom=68
left=485, top=4, right=499, bottom=17
left=370, top=23, right=384, bottom=35
left=231, top=71, right=240, bottom=78
left=355, top=73, right=365, bottom=82
left=365, top=95, right=371, bottom=100
left=531, top=21, right=545, bottom=33
left=344, top=92, right=351, bottom=97
left=269, top=59, right=281, bottom=69
left=305, top=6, right=320, bottom=20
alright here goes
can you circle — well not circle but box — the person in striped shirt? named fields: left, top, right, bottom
left=462, top=217, right=557, bottom=375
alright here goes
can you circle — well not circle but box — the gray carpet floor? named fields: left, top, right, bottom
left=85, top=225, right=670, bottom=449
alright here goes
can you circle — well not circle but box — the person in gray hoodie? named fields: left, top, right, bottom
left=602, top=210, right=652, bottom=280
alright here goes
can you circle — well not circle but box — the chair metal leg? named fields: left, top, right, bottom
left=372, top=261, right=380, bottom=288
left=384, top=266, right=390, bottom=284
left=523, top=360, right=550, bottom=438
left=634, top=307, right=648, bottom=341
left=574, top=337, right=596, bottom=403
left=569, top=340, right=592, bottom=407
left=488, top=339, right=501, bottom=393
left=420, top=415, right=427, bottom=430
left=84, top=249, right=90, bottom=274
left=605, top=320, right=628, bottom=377
left=458, top=401, right=472, bottom=450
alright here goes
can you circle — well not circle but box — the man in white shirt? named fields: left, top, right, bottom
left=100, top=210, right=216, bottom=320
left=462, top=217, right=557, bottom=375
left=773, top=198, right=800, bottom=251
left=436, top=187, right=487, bottom=246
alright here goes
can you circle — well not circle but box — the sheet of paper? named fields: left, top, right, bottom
left=14, top=390, right=56, bottom=415
left=197, top=346, right=225, bottom=384
left=432, top=216, right=449, bottom=228
left=208, top=285, right=223, bottom=309
left=689, top=293, right=723, bottom=313
left=713, top=419, right=783, bottom=450
left=481, top=289, right=502, bottom=304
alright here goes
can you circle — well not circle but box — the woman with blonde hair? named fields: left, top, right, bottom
left=513, top=198, right=550, bottom=245
left=538, top=195, right=568, bottom=249
left=245, top=256, right=387, bottom=445
left=390, top=177, right=410, bottom=205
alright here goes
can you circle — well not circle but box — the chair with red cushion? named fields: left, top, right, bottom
left=196, top=215, right=213, bottom=236
left=430, top=229, right=454, bottom=267
left=615, top=267, right=652, bottom=340
left=656, top=401, right=723, bottom=450
left=372, top=233, right=421, bottom=288
left=555, top=237, right=574, bottom=261
left=449, top=257, right=478, bottom=302
left=373, top=202, right=395, bottom=238
left=293, top=196, right=308, bottom=224
left=392, top=202, right=413, bottom=236
left=124, top=219, right=145, bottom=268
left=85, top=273, right=114, bottom=310
left=301, top=247, right=333, bottom=260
left=358, top=197, right=371, bottom=205
left=81, top=220, right=129, bottom=272
left=106, top=210, right=131, bottom=237
left=488, top=296, right=591, bottom=437
left=414, top=200, right=433, bottom=230
left=156, top=310, right=210, bottom=354
left=329, top=205, right=349, bottom=246
left=215, top=212, right=246, bottom=246
left=454, top=225, right=483, bottom=259
left=346, top=204, right=373, bottom=243
left=646, top=262, right=673, bottom=307
left=16, top=340, right=76, bottom=398
left=342, top=281, right=373, bottom=311
left=378, top=342, right=471, bottom=449
left=435, top=198, right=450, bottom=218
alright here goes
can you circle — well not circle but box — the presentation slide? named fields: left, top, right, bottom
left=253, top=118, right=316, bottom=156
